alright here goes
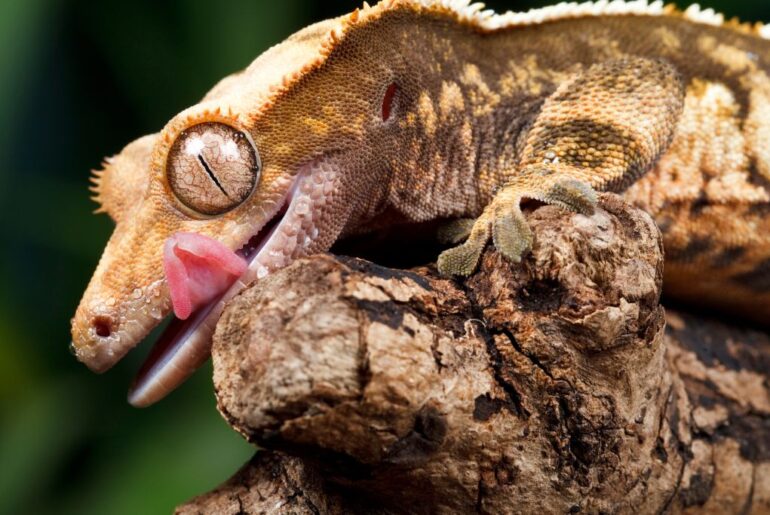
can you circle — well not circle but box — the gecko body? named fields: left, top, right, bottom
left=72, top=0, right=770, bottom=406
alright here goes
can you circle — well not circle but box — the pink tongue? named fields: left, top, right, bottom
left=163, top=232, right=247, bottom=320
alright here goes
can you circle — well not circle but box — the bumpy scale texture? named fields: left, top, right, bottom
left=74, top=0, right=770, bottom=386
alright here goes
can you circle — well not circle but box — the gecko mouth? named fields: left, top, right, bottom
left=127, top=202, right=288, bottom=407
left=127, top=158, right=339, bottom=407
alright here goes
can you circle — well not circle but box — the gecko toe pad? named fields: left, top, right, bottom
left=544, top=179, right=598, bottom=215
left=437, top=219, right=491, bottom=276
left=437, top=241, right=485, bottom=277
left=492, top=210, right=533, bottom=264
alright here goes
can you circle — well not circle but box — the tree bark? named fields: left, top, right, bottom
left=176, top=194, right=770, bottom=514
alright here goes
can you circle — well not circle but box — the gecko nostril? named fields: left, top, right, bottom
left=92, top=316, right=113, bottom=338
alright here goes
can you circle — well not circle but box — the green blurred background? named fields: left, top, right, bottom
left=0, top=0, right=767, bottom=513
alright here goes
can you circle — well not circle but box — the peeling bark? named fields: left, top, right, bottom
left=177, top=194, right=770, bottom=514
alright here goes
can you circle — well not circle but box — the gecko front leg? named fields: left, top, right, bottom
left=438, top=57, right=685, bottom=276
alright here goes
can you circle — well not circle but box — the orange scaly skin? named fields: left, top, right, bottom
left=73, top=0, right=770, bottom=405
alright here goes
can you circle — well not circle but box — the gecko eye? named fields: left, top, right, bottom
left=166, top=122, right=260, bottom=216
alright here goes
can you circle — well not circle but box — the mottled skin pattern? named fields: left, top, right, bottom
left=436, top=56, right=683, bottom=274
left=74, top=1, right=770, bottom=379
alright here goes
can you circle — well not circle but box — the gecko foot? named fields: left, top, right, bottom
left=437, top=176, right=598, bottom=277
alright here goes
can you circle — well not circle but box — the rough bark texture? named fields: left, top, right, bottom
left=176, top=194, right=770, bottom=514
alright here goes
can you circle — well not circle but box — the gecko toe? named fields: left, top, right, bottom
left=436, top=178, right=594, bottom=276
left=437, top=218, right=476, bottom=245
left=437, top=218, right=491, bottom=276
left=492, top=210, right=533, bottom=263
left=544, top=178, right=598, bottom=215
left=437, top=242, right=485, bottom=277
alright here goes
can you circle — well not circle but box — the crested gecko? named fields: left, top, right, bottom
left=72, top=0, right=770, bottom=406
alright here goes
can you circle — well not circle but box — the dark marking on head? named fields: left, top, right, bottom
left=665, top=237, right=713, bottom=262
left=732, top=257, right=770, bottom=292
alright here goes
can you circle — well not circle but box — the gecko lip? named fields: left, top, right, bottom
left=127, top=194, right=292, bottom=408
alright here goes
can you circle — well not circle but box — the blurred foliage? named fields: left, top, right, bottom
left=0, top=0, right=767, bottom=513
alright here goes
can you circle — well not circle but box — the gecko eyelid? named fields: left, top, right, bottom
left=166, top=122, right=261, bottom=216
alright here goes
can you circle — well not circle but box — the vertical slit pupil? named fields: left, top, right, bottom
left=382, top=83, right=398, bottom=121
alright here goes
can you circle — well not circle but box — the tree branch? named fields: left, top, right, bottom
left=177, top=194, right=770, bottom=514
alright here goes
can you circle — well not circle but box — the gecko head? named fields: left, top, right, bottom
left=70, top=6, right=411, bottom=407
left=70, top=107, right=299, bottom=407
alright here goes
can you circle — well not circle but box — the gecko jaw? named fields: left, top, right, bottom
left=127, top=198, right=291, bottom=407
left=127, top=159, right=340, bottom=407
left=126, top=209, right=284, bottom=407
